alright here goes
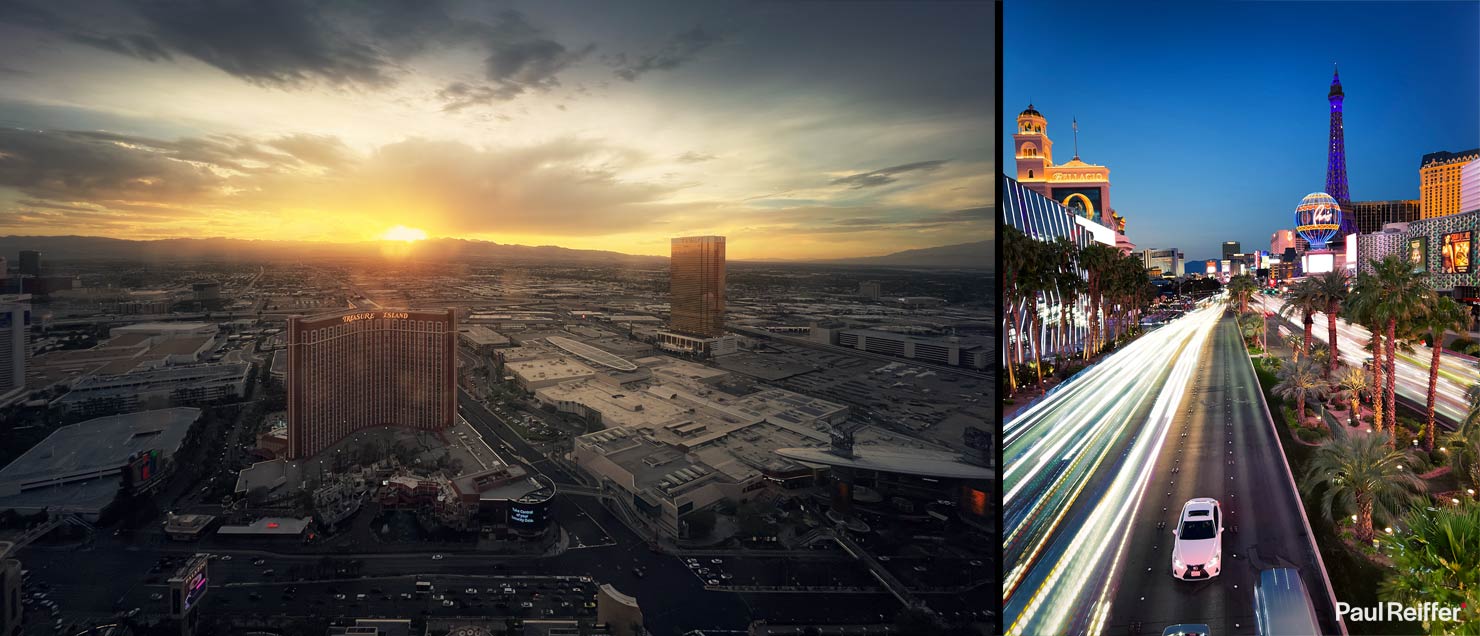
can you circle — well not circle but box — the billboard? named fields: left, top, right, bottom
left=171, top=555, right=209, bottom=616
left=1442, top=231, right=1472, bottom=274
left=1408, top=236, right=1428, bottom=273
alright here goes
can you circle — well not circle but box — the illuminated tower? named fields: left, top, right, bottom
left=1325, top=66, right=1357, bottom=236
left=669, top=236, right=726, bottom=337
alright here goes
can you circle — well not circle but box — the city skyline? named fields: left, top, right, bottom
left=1004, top=0, right=1479, bottom=261
left=0, top=1, right=992, bottom=260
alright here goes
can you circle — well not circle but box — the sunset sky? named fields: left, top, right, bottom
left=0, top=1, right=991, bottom=260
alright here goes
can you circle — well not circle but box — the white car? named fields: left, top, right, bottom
left=1172, top=498, right=1223, bottom=580
left=431, top=554, right=443, bottom=560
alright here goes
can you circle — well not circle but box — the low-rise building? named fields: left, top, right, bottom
left=53, top=362, right=250, bottom=418
left=0, top=408, right=201, bottom=520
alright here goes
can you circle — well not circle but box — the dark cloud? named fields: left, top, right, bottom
left=612, top=26, right=724, bottom=81
left=829, top=160, right=951, bottom=189
left=2, top=1, right=597, bottom=95
left=131, top=0, right=395, bottom=88
left=0, top=127, right=230, bottom=203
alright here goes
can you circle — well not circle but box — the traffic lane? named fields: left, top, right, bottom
left=1003, top=313, right=1209, bottom=618
left=1107, top=318, right=1246, bottom=635
left=200, top=576, right=597, bottom=621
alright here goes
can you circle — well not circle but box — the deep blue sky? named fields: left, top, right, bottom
left=1004, top=1, right=1480, bottom=263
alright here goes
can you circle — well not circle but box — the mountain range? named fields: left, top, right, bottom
left=0, top=235, right=990, bottom=269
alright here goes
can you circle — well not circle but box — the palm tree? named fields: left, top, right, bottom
left=1415, top=297, right=1470, bottom=451
left=1279, top=278, right=1323, bottom=358
left=1047, top=237, right=1085, bottom=362
left=1309, top=341, right=1332, bottom=374
left=1302, top=433, right=1427, bottom=542
left=1370, top=256, right=1438, bottom=436
left=1226, top=274, right=1257, bottom=315
left=1275, top=357, right=1328, bottom=427
left=1309, top=270, right=1350, bottom=378
left=1377, top=502, right=1480, bottom=635
left=1444, top=385, right=1480, bottom=491
left=1284, top=332, right=1306, bottom=362
left=1239, top=312, right=1267, bottom=352
left=1002, top=225, right=1033, bottom=393
left=1337, top=367, right=1370, bottom=428
left=1345, top=270, right=1388, bottom=436
left=1079, top=243, right=1121, bottom=359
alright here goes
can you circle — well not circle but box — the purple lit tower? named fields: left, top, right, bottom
left=1326, top=66, right=1359, bottom=237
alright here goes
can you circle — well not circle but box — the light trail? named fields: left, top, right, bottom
left=1256, top=296, right=1476, bottom=426
left=1003, top=300, right=1224, bottom=635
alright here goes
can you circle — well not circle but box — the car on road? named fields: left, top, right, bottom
left=710, top=558, right=723, bottom=564
left=252, top=559, right=266, bottom=566
left=431, top=554, right=444, bottom=560
left=220, top=555, right=232, bottom=561
left=706, top=578, right=719, bottom=585
left=442, top=600, right=455, bottom=607
left=149, top=593, right=163, bottom=601
left=521, top=601, right=534, bottom=608
left=465, top=588, right=478, bottom=595
left=720, top=573, right=733, bottom=580
left=1172, top=497, right=1223, bottom=580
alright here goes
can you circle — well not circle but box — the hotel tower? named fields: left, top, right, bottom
left=286, top=309, right=456, bottom=459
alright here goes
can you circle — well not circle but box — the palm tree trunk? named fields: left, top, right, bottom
left=1326, top=309, right=1339, bottom=378
left=1385, top=319, right=1398, bottom=448
left=1371, top=330, right=1385, bottom=434
left=1032, top=314, right=1045, bottom=392
left=1004, top=301, right=1019, bottom=393
left=1297, top=394, right=1307, bottom=427
left=1356, top=496, right=1374, bottom=543
left=1303, top=313, right=1314, bottom=357
left=1424, top=343, right=1442, bottom=451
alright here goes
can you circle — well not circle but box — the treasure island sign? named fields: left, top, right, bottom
left=342, top=311, right=411, bottom=323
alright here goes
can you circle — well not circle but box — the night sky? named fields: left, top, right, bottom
left=0, top=0, right=991, bottom=259
left=1004, top=0, right=1480, bottom=263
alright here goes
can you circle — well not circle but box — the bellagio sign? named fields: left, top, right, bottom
left=342, top=311, right=411, bottom=323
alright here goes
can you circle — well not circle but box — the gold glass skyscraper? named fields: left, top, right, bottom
left=1420, top=149, right=1479, bottom=219
left=669, top=236, right=726, bottom=338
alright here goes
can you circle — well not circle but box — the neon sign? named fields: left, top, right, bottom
left=342, top=311, right=411, bottom=323
left=511, top=506, right=536, bottom=524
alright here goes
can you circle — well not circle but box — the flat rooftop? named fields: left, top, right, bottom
left=217, top=516, right=311, bottom=535
left=0, top=408, right=200, bottom=514
left=547, top=336, right=637, bottom=371
left=774, top=446, right=994, bottom=480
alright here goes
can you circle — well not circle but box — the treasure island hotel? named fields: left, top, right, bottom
left=286, top=309, right=456, bottom=459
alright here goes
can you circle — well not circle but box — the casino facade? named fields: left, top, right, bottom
left=287, top=309, right=456, bottom=459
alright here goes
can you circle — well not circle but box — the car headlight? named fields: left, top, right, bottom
left=1208, top=555, right=1219, bottom=567
left=1173, top=558, right=1183, bottom=568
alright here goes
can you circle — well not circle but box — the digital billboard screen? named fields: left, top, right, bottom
left=1408, top=236, right=1427, bottom=272
left=1441, top=231, right=1472, bottom=274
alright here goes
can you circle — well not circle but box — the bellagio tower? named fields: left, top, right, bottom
left=669, top=236, right=726, bottom=337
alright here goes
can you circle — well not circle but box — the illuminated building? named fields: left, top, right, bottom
left=1001, top=174, right=1116, bottom=364
left=1013, top=105, right=1135, bottom=253
left=0, top=298, right=29, bottom=404
left=1274, top=228, right=1298, bottom=254
left=669, top=236, right=726, bottom=337
left=1420, top=149, right=1479, bottom=219
left=1462, top=160, right=1480, bottom=214
left=1356, top=210, right=1480, bottom=326
left=1222, top=242, right=1241, bottom=261
left=287, top=309, right=456, bottom=459
left=1139, top=249, right=1184, bottom=278
left=1347, top=200, right=1420, bottom=235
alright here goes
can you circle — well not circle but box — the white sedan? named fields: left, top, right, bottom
left=1171, top=498, right=1223, bottom=580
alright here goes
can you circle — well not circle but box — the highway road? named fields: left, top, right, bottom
left=1255, top=295, right=1477, bottom=427
left=1104, top=313, right=1340, bottom=635
left=1003, top=301, right=1224, bottom=635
